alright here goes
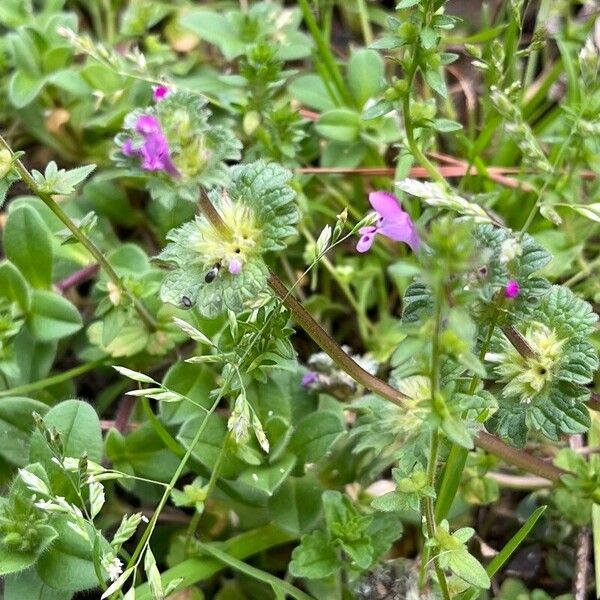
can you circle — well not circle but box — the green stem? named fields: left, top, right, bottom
left=421, top=285, right=451, bottom=599
left=0, top=359, right=107, bottom=398
left=185, top=439, right=229, bottom=551
left=402, top=50, right=449, bottom=189
left=435, top=308, right=500, bottom=522
left=125, top=397, right=222, bottom=574
left=0, top=135, right=158, bottom=331
left=519, top=106, right=586, bottom=236
left=198, top=542, right=316, bottom=600
left=355, top=0, right=373, bottom=45
left=298, top=0, right=355, bottom=107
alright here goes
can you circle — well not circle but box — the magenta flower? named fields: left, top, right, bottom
left=135, top=114, right=161, bottom=135
left=123, top=114, right=179, bottom=177
left=356, top=191, right=419, bottom=253
left=153, top=85, right=170, bottom=102
left=505, top=280, right=520, bottom=299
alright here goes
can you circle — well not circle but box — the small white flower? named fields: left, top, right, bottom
left=101, top=553, right=124, bottom=582
left=499, top=238, right=522, bottom=264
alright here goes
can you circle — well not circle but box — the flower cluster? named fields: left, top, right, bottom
left=122, top=114, right=178, bottom=177
left=114, top=91, right=242, bottom=201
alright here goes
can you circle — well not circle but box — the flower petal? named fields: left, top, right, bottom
left=228, top=258, right=242, bottom=275
left=378, top=213, right=420, bottom=251
left=505, top=279, right=520, bottom=299
left=356, top=233, right=376, bottom=253
left=153, top=86, right=170, bottom=101
left=359, top=225, right=377, bottom=235
left=369, top=191, right=404, bottom=219
left=135, top=114, right=161, bottom=135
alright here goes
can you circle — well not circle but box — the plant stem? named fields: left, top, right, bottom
left=196, top=191, right=566, bottom=483
left=0, top=134, right=158, bottom=331
left=0, top=359, right=107, bottom=398
left=421, top=284, right=451, bottom=598
left=298, top=0, right=355, bottom=107
left=185, top=439, right=229, bottom=551
left=198, top=542, right=316, bottom=600
left=401, top=28, right=449, bottom=189
left=355, top=0, right=373, bottom=45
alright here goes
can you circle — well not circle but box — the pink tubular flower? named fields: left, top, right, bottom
left=356, top=191, right=420, bottom=253
left=228, top=258, right=242, bottom=275
left=125, top=114, right=179, bottom=177
left=505, top=279, right=520, bottom=299
left=153, top=85, right=170, bottom=101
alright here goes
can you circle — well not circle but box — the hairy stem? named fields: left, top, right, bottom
left=0, top=134, right=157, bottom=331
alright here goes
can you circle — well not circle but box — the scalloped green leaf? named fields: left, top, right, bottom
left=226, top=160, right=298, bottom=251
left=536, top=285, right=598, bottom=338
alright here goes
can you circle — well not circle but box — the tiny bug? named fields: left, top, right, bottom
left=204, top=262, right=221, bottom=283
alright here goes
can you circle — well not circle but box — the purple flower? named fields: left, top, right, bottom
left=135, top=114, right=161, bottom=135
left=125, top=114, right=179, bottom=177
left=122, top=139, right=136, bottom=157
left=505, top=280, right=520, bottom=299
left=356, top=191, right=419, bottom=253
left=228, top=258, right=242, bottom=275
left=301, top=371, right=319, bottom=387
left=153, top=85, right=170, bottom=101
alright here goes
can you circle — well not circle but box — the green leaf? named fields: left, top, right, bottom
left=396, top=0, right=420, bottom=7
left=27, top=290, right=82, bottom=341
left=289, top=411, right=345, bottom=464
left=565, top=203, right=600, bottom=223
left=0, top=525, right=58, bottom=576
left=0, top=260, right=31, bottom=310
left=367, top=512, right=403, bottom=560
left=8, top=71, right=46, bottom=108
left=316, top=109, right=362, bottom=142
left=3, top=205, right=53, bottom=289
left=288, top=75, right=336, bottom=112
left=362, top=99, right=394, bottom=120
left=106, top=425, right=181, bottom=486
left=0, top=397, right=49, bottom=466
left=5, top=568, right=73, bottom=600
left=485, top=506, right=546, bottom=578
left=235, top=454, right=296, bottom=500
left=419, top=27, right=438, bottom=50
left=177, top=413, right=246, bottom=479
left=269, top=476, right=324, bottom=535
left=430, top=118, right=463, bottom=132
left=347, top=49, right=384, bottom=108
left=228, top=160, right=298, bottom=252
left=369, top=36, right=405, bottom=50
left=447, top=549, right=490, bottom=589
left=424, top=69, right=447, bottom=98
left=159, top=362, right=215, bottom=425
left=36, top=518, right=109, bottom=592
left=528, top=385, right=590, bottom=441
left=30, top=399, right=103, bottom=464
left=289, top=531, right=339, bottom=579
left=536, top=285, right=598, bottom=338
left=182, top=10, right=245, bottom=60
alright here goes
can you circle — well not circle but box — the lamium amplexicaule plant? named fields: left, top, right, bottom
left=1, top=0, right=600, bottom=599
